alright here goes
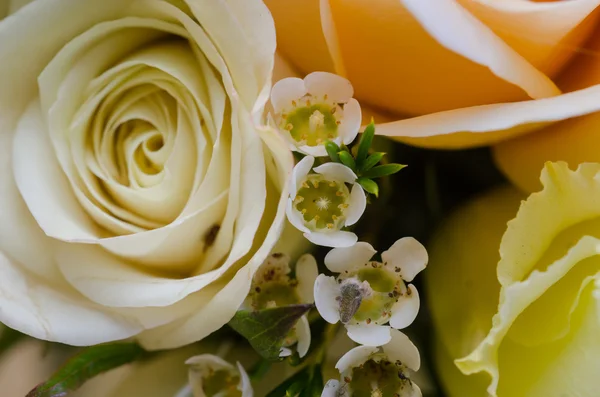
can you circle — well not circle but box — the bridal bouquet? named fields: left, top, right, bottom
left=1, top=1, right=599, bottom=397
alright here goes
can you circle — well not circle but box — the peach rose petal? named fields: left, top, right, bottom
left=557, top=20, right=600, bottom=92
left=319, top=0, right=345, bottom=76
left=460, top=0, right=600, bottom=78
left=401, top=0, right=560, bottom=100
left=376, top=83, right=600, bottom=149
left=493, top=111, right=600, bottom=193
left=322, top=0, right=535, bottom=115
left=264, top=0, right=335, bottom=75
left=493, top=24, right=600, bottom=192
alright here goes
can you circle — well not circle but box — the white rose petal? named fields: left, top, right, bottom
left=0, top=0, right=291, bottom=349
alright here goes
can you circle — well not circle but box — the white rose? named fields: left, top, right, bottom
left=0, top=0, right=294, bottom=350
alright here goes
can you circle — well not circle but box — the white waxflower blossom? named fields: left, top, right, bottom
left=183, top=354, right=252, bottom=397
left=244, top=252, right=318, bottom=358
left=270, top=72, right=362, bottom=157
left=286, top=156, right=367, bottom=248
left=314, top=239, right=428, bottom=346
left=321, top=330, right=422, bottom=397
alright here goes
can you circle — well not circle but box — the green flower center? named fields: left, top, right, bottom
left=202, top=369, right=242, bottom=397
left=341, top=263, right=403, bottom=324
left=349, top=358, right=411, bottom=397
left=294, top=174, right=349, bottom=231
left=251, top=281, right=301, bottom=309
left=283, top=102, right=339, bottom=147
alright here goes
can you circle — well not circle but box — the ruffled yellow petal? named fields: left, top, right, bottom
left=457, top=162, right=600, bottom=396
left=426, top=186, right=523, bottom=397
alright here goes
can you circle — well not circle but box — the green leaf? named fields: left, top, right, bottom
left=357, top=177, right=379, bottom=197
left=325, top=141, right=341, bottom=163
left=359, top=152, right=386, bottom=172
left=361, top=163, right=407, bottom=179
left=228, top=304, right=313, bottom=361
left=338, top=150, right=356, bottom=171
left=355, top=121, right=375, bottom=166
left=27, top=342, right=146, bottom=397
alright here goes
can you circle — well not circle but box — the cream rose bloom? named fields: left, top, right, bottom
left=0, top=0, right=295, bottom=350
left=266, top=0, right=600, bottom=180
left=427, top=163, right=600, bottom=396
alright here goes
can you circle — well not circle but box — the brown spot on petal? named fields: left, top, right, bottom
left=203, top=224, right=220, bottom=252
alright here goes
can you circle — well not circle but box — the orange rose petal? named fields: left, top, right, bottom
left=327, top=0, right=554, bottom=115
left=319, top=0, right=345, bottom=77
left=376, top=83, right=600, bottom=149
left=460, top=0, right=600, bottom=78
left=493, top=111, right=600, bottom=193
left=557, top=18, right=600, bottom=92
left=264, top=0, right=335, bottom=75
left=401, top=0, right=560, bottom=100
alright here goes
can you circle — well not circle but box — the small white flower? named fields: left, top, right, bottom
left=321, top=330, right=422, bottom=397
left=244, top=253, right=318, bottom=358
left=185, top=354, right=252, bottom=397
left=286, top=156, right=367, bottom=248
left=314, top=239, right=428, bottom=345
left=270, top=72, right=362, bottom=156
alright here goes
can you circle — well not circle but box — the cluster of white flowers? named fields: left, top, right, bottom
left=270, top=73, right=428, bottom=397
left=244, top=253, right=318, bottom=359
left=177, top=354, right=252, bottom=397
left=316, top=239, right=427, bottom=396
left=271, top=72, right=366, bottom=248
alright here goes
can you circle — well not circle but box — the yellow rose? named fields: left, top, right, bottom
left=0, top=0, right=296, bottom=350
left=266, top=0, right=600, bottom=159
left=427, top=162, right=600, bottom=396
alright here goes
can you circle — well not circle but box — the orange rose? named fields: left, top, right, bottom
left=266, top=0, right=600, bottom=191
